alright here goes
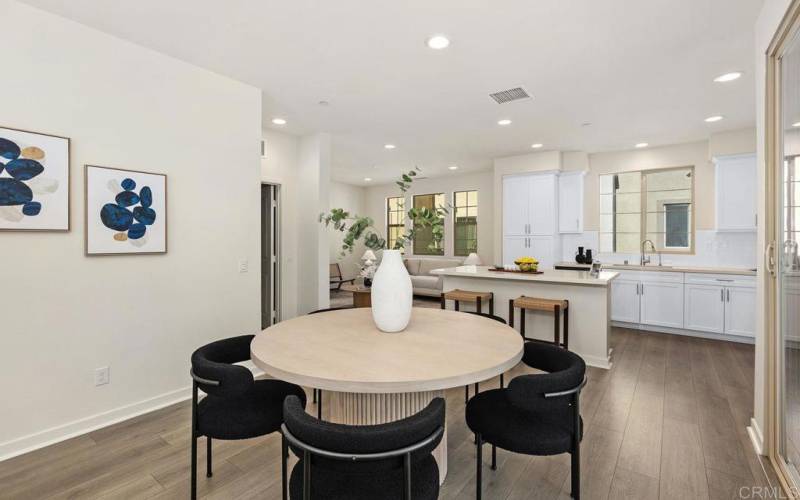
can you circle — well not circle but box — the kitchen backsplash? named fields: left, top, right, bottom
left=561, top=230, right=757, bottom=269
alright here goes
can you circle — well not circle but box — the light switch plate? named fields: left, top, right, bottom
left=239, top=259, right=249, bottom=273
left=95, top=366, right=110, bottom=386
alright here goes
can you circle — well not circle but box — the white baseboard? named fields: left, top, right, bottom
left=748, top=417, right=765, bottom=456
left=0, top=386, right=191, bottom=463
left=582, top=353, right=612, bottom=370
left=611, top=321, right=755, bottom=344
left=0, top=364, right=267, bottom=463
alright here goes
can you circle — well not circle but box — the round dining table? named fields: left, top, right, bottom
left=250, top=307, right=524, bottom=483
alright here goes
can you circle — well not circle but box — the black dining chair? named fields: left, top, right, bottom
left=464, top=312, right=508, bottom=403
left=465, top=341, right=587, bottom=499
left=281, top=394, right=445, bottom=500
left=306, top=306, right=354, bottom=420
left=190, top=335, right=307, bottom=500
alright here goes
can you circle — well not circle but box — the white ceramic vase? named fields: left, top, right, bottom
left=370, top=249, right=413, bottom=332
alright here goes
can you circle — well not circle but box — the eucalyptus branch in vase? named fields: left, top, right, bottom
left=319, top=167, right=450, bottom=257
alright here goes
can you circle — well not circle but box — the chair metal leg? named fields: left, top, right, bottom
left=303, top=450, right=311, bottom=500
left=476, top=434, right=483, bottom=500
left=508, top=300, right=514, bottom=329
left=491, top=444, right=496, bottom=470
left=564, top=304, right=570, bottom=350
left=571, top=446, right=580, bottom=499
left=317, top=390, right=322, bottom=420
left=404, top=452, right=412, bottom=500
left=440, top=293, right=446, bottom=309
left=477, top=296, right=482, bottom=314
left=312, top=388, right=317, bottom=404
left=571, top=389, right=582, bottom=499
left=455, top=300, right=460, bottom=311
left=554, top=305, right=561, bottom=348
left=206, top=437, right=212, bottom=477
left=465, top=385, right=469, bottom=404
left=474, top=382, right=479, bottom=396
left=489, top=295, right=494, bottom=316
left=281, top=434, right=288, bottom=500
left=190, top=381, right=198, bottom=500
left=500, top=373, right=504, bottom=388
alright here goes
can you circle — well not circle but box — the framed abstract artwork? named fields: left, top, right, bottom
left=85, top=165, right=167, bottom=255
left=0, top=126, right=70, bottom=231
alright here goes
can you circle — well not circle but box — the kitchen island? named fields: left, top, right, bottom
left=431, top=266, right=618, bottom=368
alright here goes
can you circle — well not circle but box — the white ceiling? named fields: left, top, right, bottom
left=23, top=0, right=763, bottom=185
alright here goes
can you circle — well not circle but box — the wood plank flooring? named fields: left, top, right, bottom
left=0, top=326, right=777, bottom=499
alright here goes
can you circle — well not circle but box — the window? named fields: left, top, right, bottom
left=453, top=190, right=478, bottom=256
left=599, top=166, right=693, bottom=253
left=412, top=193, right=445, bottom=255
left=386, top=196, right=405, bottom=250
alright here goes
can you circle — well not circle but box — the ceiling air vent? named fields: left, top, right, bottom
left=489, top=87, right=531, bottom=104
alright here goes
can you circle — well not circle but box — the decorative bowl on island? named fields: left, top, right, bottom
left=514, top=257, right=539, bottom=272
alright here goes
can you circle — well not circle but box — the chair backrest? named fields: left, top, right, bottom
left=308, top=306, right=353, bottom=315
left=282, top=395, right=445, bottom=474
left=190, top=335, right=255, bottom=398
left=507, top=341, right=585, bottom=414
left=329, top=263, right=342, bottom=279
left=466, top=311, right=507, bottom=324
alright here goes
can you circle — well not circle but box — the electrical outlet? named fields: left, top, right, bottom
left=95, top=366, right=110, bottom=386
left=239, top=259, right=248, bottom=273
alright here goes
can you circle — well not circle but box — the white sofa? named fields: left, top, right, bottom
left=403, top=257, right=463, bottom=297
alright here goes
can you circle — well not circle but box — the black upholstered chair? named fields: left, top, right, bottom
left=190, top=335, right=307, bottom=500
left=306, top=306, right=354, bottom=420
left=466, top=341, right=587, bottom=499
left=464, top=312, right=508, bottom=403
left=281, top=395, right=445, bottom=500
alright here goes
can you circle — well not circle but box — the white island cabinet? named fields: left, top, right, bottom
left=432, top=266, right=618, bottom=369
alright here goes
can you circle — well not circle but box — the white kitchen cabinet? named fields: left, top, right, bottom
left=529, top=174, right=557, bottom=235
left=684, top=284, right=725, bottom=333
left=640, top=281, right=684, bottom=328
left=611, top=279, right=641, bottom=323
left=715, top=154, right=757, bottom=232
left=502, top=175, right=530, bottom=236
left=502, top=236, right=529, bottom=267
left=558, top=172, right=584, bottom=233
left=725, top=286, right=756, bottom=337
left=529, top=235, right=557, bottom=270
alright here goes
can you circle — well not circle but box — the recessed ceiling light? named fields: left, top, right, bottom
left=531, top=143, right=543, bottom=149
left=792, top=122, right=800, bottom=128
left=497, top=119, right=512, bottom=126
left=704, top=115, right=723, bottom=123
left=426, top=35, right=450, bottom=50
left=384, top=144, right=396, bottom=150
left=318, top=100, right=330, bottom=106
left=635, top=143, right=648, bottom=148
left=271, top=118, right=286, bottom=125
left=448, top=165, right=459, bottom=170
left=714, top=72, right=743, bottom=83
left=364, top=177, right=372, bottom=182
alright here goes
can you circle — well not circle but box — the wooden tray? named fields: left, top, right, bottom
left=489, top=268, right=544, bottom=274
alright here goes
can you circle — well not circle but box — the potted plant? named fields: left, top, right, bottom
left=320, top=167, right=448, bottom=332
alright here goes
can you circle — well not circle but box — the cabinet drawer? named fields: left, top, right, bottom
left=684, top=273, right=755, bottom=288
left=639, top=271, right=684, bottom=284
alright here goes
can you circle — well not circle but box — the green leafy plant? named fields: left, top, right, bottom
left=319, top=167, right=450, bottom=256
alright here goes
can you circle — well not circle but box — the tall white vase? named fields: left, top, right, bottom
left=371, top=249, right=413, bottom=332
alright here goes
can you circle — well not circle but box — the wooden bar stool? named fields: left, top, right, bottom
left=508, top=296, right=569, bottom=350
left=440, top=289, right=494, bottom=316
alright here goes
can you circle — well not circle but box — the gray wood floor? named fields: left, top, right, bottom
left=0, top=324, right=777, bottom=499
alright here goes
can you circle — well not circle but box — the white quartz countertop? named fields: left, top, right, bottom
left=430, top=266, right=618, bottom=287
left=554, top=262, right=756, bottom=276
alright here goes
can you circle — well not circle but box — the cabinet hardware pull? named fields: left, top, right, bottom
left=726, top=289, right=730, bottom=302
left=720, top=289, right=724, bottom=301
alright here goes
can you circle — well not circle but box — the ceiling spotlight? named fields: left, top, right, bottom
left=714, top=72, right=743, bottom=83
left=364, top=177, right=372, bottom=182
left=448, top=165, right=459, bottom=170
left=635, top=143, right=649, bottom=148
left=531, top=143, right=543, bottom=149
left=426, top=35, right=450, bottom=50
left=704, top=115, right=723, bottom=123
left=497, top=119, right=512, bottom=126
left=271, top=118, right=287, bottom=125
left=384, top=144, right=396, bottom=149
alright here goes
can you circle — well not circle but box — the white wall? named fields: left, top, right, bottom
left=363, top=170, right=495, bottom=264
left=329, top=181, right=367, bottom=280
left=0, top=0, right=261, bottom=459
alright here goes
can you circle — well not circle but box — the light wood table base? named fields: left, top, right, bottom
left=328, top=390, right=448, bottom=484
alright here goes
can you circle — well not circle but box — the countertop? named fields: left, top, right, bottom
left=431, top=265, right=618, bottom=287
left=554, top=262, right=757, bottom=276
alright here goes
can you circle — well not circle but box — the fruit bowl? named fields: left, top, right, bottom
left=514, top=257, right=539, bottom=273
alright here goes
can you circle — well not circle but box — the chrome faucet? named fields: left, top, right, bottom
left=640, top=239, right=660, bottom=266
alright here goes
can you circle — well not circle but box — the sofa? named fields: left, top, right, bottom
left=403, top=257, right=463, bottom=297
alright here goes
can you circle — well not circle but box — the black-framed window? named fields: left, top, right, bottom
left=454, top=190, right=478, bottom=256
left=412, top=193, right=445, bottom=255
left=386, top=196, right=405, bottom=250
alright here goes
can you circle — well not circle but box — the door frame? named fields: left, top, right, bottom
left=766, top=0, right=800, bottom=493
